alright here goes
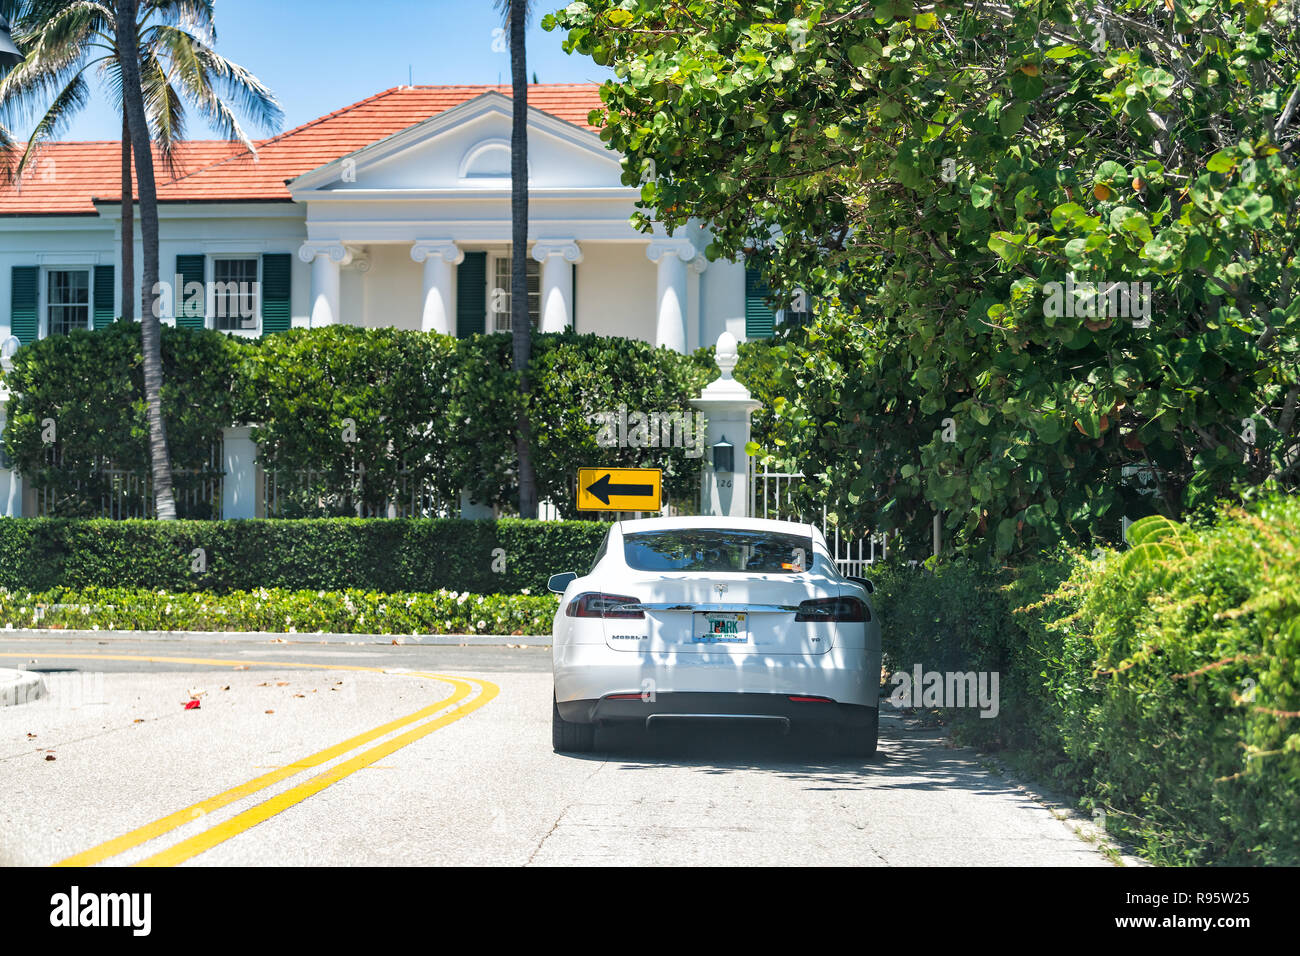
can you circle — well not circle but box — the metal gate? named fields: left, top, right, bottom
left=749, top=463, right=888, bottom=576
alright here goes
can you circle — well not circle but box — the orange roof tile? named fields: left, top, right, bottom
left=0, top=84, right=604, bottom=216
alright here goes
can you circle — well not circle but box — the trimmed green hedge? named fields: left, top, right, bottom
left=0, top=517, right=608, bottom=596
left=1, top=325, right=759, bottom=516
left=0, top=586, right=559, bottom=636
left=871, top=496, right=1300, bottom=865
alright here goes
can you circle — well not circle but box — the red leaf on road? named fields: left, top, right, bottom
left=184, top=699, right=201, bottom=710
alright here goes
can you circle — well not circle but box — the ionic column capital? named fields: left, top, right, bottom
left=411, top=240, right=465, bottom=265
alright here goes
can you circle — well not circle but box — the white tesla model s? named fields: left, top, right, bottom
left=549, top=516, right=882, bottom=755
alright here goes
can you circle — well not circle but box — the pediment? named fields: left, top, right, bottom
left=288, top=92, right=625, bottom=194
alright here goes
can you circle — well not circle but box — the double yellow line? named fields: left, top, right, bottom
left=0, top=652, right=498, bottom=867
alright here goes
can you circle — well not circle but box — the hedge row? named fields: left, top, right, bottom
left=0, top=324, right=773, bottom=517
left=871, top=495, right=1300, bottom=865
left=0, top=586, right=559, bottom=636
left=0, top=517, right=608, bottom=596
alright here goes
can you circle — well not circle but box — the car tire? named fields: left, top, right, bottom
left=553, top=693, right=596, bottom=753
left=837, top=706, right=879, bottom=758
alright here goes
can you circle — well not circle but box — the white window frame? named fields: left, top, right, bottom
left=486, top=250, right=540, bottom=334
left=207, top=254, right=262, bottom=336
left=39, top=266, right=93, bottom=339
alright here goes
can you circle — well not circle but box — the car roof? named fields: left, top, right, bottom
left=616, top=515, right=820, bottom=537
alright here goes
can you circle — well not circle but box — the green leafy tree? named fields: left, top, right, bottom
left=547, top=0, right=1300, bottom=557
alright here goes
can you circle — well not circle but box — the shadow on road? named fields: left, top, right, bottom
left=567, top=711, right=1026, bottom=799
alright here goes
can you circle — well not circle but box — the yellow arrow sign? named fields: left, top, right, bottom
left=577, top=467, right=663, bottom=512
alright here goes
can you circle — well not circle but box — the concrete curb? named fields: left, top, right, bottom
left=0, top=628, right=552, bottom=647
left=0, top=667, right=47, bottom=706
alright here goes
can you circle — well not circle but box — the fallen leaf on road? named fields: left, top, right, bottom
left=270, top=637, right=286, bottom=644
left=45, top=754, right=56, bottom=761
left=293, top=693, right=305, bottom=698
left=184, top=699, right=201, bottom=710
left=133, top=719, right=144, bottom=724
left=186, top=687, right=206, bottom=699
left=264, top=709, right=275, bottom=714
left=26, top=732, right=36, bottom=739
left=232, top=665, right=249, bottom=671
left=275, top=681, right=289, bottom=687
left=221, top=685, right=231, bottom=691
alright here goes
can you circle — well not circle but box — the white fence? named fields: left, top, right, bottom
left=750, top=463, right=888, bottom=576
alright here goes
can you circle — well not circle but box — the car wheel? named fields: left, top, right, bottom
left=838, top=707, right=879, bottom=758
left=552, top=693, right=596, bottom=753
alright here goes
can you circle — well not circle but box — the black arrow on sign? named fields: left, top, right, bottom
left=586, top=473, right=654, bottom=505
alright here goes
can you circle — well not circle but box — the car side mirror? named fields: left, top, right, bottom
left=548, top=571, right=578, bottom=594
left=849, top=575, right=875, bottom=594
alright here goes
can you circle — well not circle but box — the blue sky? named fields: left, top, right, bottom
left=38, top=0, right=611, bottom=142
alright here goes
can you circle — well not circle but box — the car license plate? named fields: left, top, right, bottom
left=694, top=612, right=748, bottom=644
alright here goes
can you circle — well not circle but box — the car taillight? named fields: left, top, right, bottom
left=565, top=592, right=644, bottom=619
left=795, top=596, right=869, bottom=622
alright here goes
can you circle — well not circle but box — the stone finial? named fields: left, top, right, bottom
left=715, top=332, right=739, bottom=380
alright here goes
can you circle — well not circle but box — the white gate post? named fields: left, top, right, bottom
left=691, top=332, right=761, bottom=517
left=0, top=387, right=23, bottom=517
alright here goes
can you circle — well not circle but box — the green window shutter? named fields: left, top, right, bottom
left=260, top=253, right=292, bottom=335
left=744, top=264, right=774, bottom=339
left=10, top=266, right=38, bottom=345
left=92, top=265, right=115, bottom=328
left=456, top=251, right=486, bottom=338
left=175, top=254, right=206, bottom=330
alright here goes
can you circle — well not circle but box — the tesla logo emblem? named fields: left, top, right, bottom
left=714, top=584, right=727, bottom=597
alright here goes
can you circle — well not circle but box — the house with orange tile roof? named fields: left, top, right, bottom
left=0, top=85, right=786, bottom=355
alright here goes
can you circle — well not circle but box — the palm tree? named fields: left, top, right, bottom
left=496, top=0, right=538, bottom=519
left=1, top=0, right=281, bottom=518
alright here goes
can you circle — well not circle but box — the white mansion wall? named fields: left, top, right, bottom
left=358, top=244, right=423, bottom=330
left=575, top=243, right=657, bottom=343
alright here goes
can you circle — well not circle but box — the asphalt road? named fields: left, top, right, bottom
left=0, top=637, right=1126, bottom=866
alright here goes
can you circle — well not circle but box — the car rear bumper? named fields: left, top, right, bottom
left=554, top=641, right=881, bottom=710
left=557, top=691, right=876, bottom=729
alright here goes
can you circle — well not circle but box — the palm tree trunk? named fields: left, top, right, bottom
left=120, top=112, right=134, bottom=323
left=509, top=0, right=537, bottom=518
left=116, top=0, right=175, bottom=519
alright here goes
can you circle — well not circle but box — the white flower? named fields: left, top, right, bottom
left=476, top=620, right=486, bottom=630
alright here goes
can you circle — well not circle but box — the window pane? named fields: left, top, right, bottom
left=47, top=270, right=90, bottom=336
left=623, top=529, right=814, bottom=574
left=212, top=258, right=258, bottom=331
left=489, top=252, right=540, bottom=333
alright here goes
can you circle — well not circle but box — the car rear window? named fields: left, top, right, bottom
left=623, top=528, right=814, bottom=573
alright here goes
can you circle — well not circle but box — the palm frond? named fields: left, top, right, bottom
left=11, top=71, right=89, bottom=182
left=493, top=0, right=537, bottom=41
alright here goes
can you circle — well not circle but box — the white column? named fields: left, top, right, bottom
left=691, top=332, right=761, bottom=518
left=647, top=239, right=706, bottom=353
left=220, top=426, right=258, bottom=520
left=531, top=240, right=583, bottom=333
left=411, top=240, right=463, bottom=334
left=298, top=242, right=353, bottom=327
